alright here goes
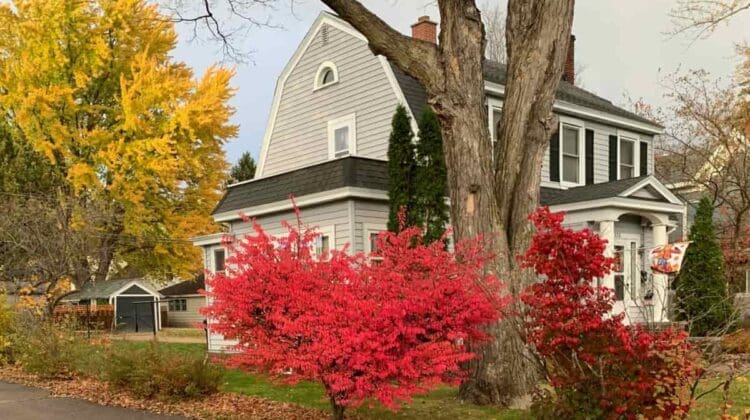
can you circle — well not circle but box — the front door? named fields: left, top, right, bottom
left=613, top=236, right=644, bottom=320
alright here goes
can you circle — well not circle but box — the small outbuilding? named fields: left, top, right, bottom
left=60, top=278, right=163, bottom=332
left=159, top=275, right=206, bottom=328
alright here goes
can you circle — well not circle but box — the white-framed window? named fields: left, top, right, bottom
left=213, top=248, right=226, bottom=274
left=559, top=117, right=585, bottom=186
left=327, top=113, right=357, bottom=159
left=313, top=61, right=339, bottom=90
left=168, top=298, right=187, bottom=312
left=313, top=226, right=335, bottom=260
left=618, top=131, right=640, bottom=179
left=364, top=223, right=386, bottom=261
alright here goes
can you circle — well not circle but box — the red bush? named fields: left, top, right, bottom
left=203, top=208, right=504, bottom=419
left=520, top=208, right=702, bottom=418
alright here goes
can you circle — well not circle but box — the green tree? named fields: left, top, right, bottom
left=415, top=108, right=449, bottom=244
left=676, top=196, right=735, bottom=336
left=230, top=152, right=257, bottom=183
left=386, top=105, right=418, bottom=232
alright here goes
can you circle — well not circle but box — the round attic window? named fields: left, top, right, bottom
left=314, top=61, right=338, bottom=90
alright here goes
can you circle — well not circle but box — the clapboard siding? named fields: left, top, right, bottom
left=261, top=24, right=400, bottom=176
left=230, top=201, right=351, bottom=250
left=352, top=200, right=389, bottom=253
left=165, top=296, right=204, bottom=328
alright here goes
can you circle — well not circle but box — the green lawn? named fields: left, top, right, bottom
left=117, top=341, right=747, bottom=419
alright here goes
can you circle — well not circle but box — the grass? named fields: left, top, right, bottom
left=111, top=341, right=749, bottom=419
left=689, top=376, right=750, bottom=419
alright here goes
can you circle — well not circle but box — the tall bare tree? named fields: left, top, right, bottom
left=670, top=0, right=750, bottom=37
left=651, top=65, right=750, bottom=293
left=171, top=0, right=575, bottom=404
left=482, top=1, right=506, bottom=63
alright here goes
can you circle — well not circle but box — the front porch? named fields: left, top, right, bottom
left=542, top=175, right=686, bottom=324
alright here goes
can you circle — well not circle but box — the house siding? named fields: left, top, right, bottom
left=165, top=295, right=204, bottom=328
left=230, top=201, right=351, bottom=250
left=260, top=24, right=400, bottom=177
left=352, top=200, right=389, bottom=252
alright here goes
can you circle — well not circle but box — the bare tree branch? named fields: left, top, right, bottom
left=669, top=0, right=750, bottom=39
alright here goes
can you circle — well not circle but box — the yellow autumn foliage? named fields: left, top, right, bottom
left=0, top=0, right=238, bottom=278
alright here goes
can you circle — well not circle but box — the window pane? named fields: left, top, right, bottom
left=369, top=233, right=379, bottom=253
left=334, top=127, right=349, bottom=154
left=316, top=235, right=330, bottom=256
left=621, top=140, right=634, bottom=164
left=620, top=165, right=633, bottom=179
left=214, top=249, right=225, bottom=273
left=562, top=155, right=579, bottom=183
left=615, top=275, right=625, bottom=301
left=562, top=126, right=579, bottom=155
left=322, top=69, right=335, bottom=85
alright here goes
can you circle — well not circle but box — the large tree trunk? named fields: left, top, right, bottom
left=321, top=0, right=574, bottom=406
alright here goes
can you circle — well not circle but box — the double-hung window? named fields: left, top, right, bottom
left=364, top=224, right=386, bottom=262
left=213, top=249, right=225, bottom=274
left=327, top=114, right=356, bottom=159
left=561, top=122, right=583, bottom=185
left=313, top=226, right=335, bottom=260
left=619, top=137, right=636, bottom=179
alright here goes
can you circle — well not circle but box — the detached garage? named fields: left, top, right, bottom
left=60, top=278, right=163, bottom=332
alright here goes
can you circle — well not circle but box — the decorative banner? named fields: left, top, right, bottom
left=650, top=242, right=690, bottom=274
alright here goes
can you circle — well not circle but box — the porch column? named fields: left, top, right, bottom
left=652, top=223, right=669, bottom=323
left=599, top=220, right=616, bottom=290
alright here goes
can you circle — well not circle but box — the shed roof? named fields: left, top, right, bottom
left=61, top=278, right=161, bottom=301
left=159, top=275, right=205, bottom=296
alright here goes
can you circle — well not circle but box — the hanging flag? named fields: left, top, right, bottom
left=650, top=242, right=690, bottom=274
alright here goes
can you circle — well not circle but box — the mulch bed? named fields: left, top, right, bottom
left=0, top=366, right=330, bottom=419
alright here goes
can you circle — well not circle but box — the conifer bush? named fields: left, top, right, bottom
left=676, top=196, right=735, bottom=336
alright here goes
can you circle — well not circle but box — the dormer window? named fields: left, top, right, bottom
left=314, top=61, right=339, bottom=90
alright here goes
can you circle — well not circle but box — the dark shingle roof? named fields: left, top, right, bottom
left=540, top=176, right=651, bottom=206
left=213, top=157, right=389, bottom=215
left=61, top=278, right=159, bottom=301
left=391, top=59, right=661, bottom=128
left=159, top=275, right=205, bottom=296
left=390, top=64, right=428, bottom=120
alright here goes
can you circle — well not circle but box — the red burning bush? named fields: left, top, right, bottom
left=520, top=208, right=702, bottom=418
left=203, top=208, right=504, bottom=419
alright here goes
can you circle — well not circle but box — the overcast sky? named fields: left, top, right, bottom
left=170, top=1, right=750, bottom=165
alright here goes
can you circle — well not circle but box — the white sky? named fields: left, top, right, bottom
left=170, top=0, right=750, bottom=164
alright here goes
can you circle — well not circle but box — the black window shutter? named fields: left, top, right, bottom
left=585, top=129, right=595, bottom=185
left=609, top=135, right=618, bottom=181
left=640, top=142, right=649, bottom=175
left=549, top=129, right=560, bottom=182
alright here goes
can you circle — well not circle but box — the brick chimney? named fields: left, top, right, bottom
left=562, top=34, right=576, bottom=84
left=411, top=16, right=437, bottom=43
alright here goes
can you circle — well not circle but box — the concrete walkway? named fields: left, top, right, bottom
left=0, top=381, right=183, bottom=419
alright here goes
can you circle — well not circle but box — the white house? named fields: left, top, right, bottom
left=194, top=12, right=685, bottom=352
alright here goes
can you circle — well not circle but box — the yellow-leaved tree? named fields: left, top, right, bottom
left=0, top=0, right=237, bottom=285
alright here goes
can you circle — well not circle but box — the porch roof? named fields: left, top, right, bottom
left=540, top=176, right=651, bottom=206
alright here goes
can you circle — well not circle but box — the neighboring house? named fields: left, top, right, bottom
left=657, top=136, right=750, bottom=323
left=194, top=12, right=685, bottom=352
left=159, top=276, right=206, bottom=328
left=60, top=278, right=163, bottom=332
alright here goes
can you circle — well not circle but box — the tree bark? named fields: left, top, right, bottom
left=329, top=397, right=345, bottom=420
left=321, top=0, right=574, bottom=405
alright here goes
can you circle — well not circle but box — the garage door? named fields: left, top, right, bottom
left=116, top=297, right=156, bottom=332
